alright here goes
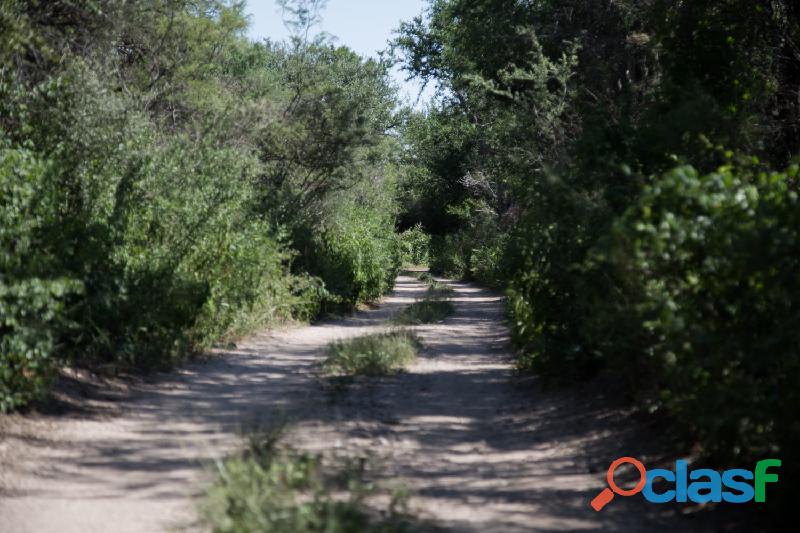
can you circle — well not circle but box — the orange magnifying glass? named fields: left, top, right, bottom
left=590, top=457, right=647, bottom=511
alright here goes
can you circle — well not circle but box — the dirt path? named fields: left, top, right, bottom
left=1, top=275, right=720, bottom=532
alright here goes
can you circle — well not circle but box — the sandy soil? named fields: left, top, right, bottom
left=0, top=275, right=729, bottom=532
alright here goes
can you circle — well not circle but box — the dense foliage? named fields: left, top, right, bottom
left=397, top=223, right=430, bottom=266
left=3, top=0, right=799, bottom=521
left=393, top=0, right=800, bottom=518
left=0, top=0, right=401, bottom=411
left=598, top=160, right=800, bottom=467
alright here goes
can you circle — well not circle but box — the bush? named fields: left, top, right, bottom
left=0, top=59, right=325, bottom=402
left=0, top=139, right=83, bottom=397
left=0, top=2, right=403, bottom=410
left=298, top=207, right=401, bottom=309
left=504, top=184, right=605, bottom=381
left=0, top=143, right=82, bottom=410
left=469, top=237, right=506, bottom=288
left=188, top=222, right=308, bottom=347
left=428, top=233, right=469, bottom=279
left=398, top=223, right=431, bottom=266
left=594, top=161, right=800, bottom=474
left=427, top=200, right=505, bottom=284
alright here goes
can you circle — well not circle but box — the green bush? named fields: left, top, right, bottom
left=428, top=233, right=468, bottom=279
left=0, top=143, right=82, bottom=410
left=3, top=65, right=312, bottom=372
left=398, top=223, right=431, bottom=266
left=594, top=162, right=800, bottom=473
left=427, top=200, right=505, bottom=284
left=469, top=237, right=506, bottom=288
left=1, top=48, right=331, bottom=402
left=0, top=1, right=403, bottom=410
left=503, top=180, right=605, bottom=381
left=298, top=207, right=401, bottom=308
left=188, top=221, right=306, bottom=347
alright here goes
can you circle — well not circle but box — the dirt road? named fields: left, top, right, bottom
left=0, top=274, right=720, bottom=532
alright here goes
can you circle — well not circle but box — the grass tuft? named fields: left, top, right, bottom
left=202, top=429, right=412, bottom=533
left=411, top=271, right=454, bottom=297
left=393, top=273, right=456, bottom=324
left=426, top=280, right=454, bottom=297
left=323, top=331, right=421, bottom=376
left=414, top=271, right=434, bottom=284
left=392, top=299, right=455, bottom=325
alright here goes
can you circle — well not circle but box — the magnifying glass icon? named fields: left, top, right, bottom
left=590, top=457, right=647, bottom=511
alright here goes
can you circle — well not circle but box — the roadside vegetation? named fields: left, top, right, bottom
left=2, top=0, right=797, bottom=525
left=202, top=428, right=412, bottom=533
left=397, top=224, right=431, bottom=268
left=323, top=331, right=420, bottom=377
left=0, top=0, right=402, bottom=412
left=392, top=0, right=800, bottom=519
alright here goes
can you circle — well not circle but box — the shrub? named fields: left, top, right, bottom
left=469, top=236, right=506, bottom=288
left=188, top=221, right=306, bottom=347
left=594, top=162, right=800, bottom=469
left=428, top=233, right=468, bottom=279
left=298, top=207, right=401, bottom=308
left=0, top=61, right=326, bottom=397
left=398, top=223, right=431, bottom=266
left=427, top=200, right=506, bottom=284
left=504, top=190, right=604, bottom=381
left=0, top=2, right=403, bottom=410
left=0, top=143, right=82, bottom=410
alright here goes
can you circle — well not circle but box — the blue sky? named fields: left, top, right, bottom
left=245, top=0, right=434, bottom=106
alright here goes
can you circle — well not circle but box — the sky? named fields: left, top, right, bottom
left=244, top=0, right=434, bottom=106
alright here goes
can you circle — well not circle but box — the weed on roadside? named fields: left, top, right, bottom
left=414, top=272, right=435, bottom=284
left=202, top=429, right=415, bottom=533
left=426, top=280, right=454, bottom=297
left=392, top=299, right=455, bottom=325
left=323, top=331, right=421, bottom=377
